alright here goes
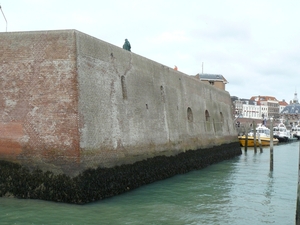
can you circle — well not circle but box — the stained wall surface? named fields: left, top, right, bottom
left=0, top=30, right=80, bottom=173
left=0, top=30, right=238, bottom=175
left=74, top=31, right=238, bottom=169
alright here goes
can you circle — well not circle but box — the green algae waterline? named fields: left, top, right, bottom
left=0, top=143, right=241, bottom=204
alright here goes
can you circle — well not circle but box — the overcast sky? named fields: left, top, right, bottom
left=0, top=0, right=299, bottom=103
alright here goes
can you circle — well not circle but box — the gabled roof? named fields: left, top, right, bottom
left=279, top=101, right=288, bottom=106
left=233, top=98, right=257, bottom=105
left=198, top=73, right=228, bottom=84
left=240, top=99, right=256, bottom=105
left=250, top=96, right=278, bottom=101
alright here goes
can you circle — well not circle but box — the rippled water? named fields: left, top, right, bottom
left=0, top=142, right=299, bottom=225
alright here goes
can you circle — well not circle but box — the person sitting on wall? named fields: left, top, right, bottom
left=174, top=65, right=178, bottom=71
left=123, top=39, right=131, bottom=51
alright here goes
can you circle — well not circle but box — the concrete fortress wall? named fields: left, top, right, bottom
left=0, top=30, right=238, bottom=175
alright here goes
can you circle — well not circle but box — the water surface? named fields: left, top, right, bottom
left=1, top=142, right=298, bottom=225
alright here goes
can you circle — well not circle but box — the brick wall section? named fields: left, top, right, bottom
left=0, top=30, right=80, bottom=174
left=0, top=30, right=239, bottom=176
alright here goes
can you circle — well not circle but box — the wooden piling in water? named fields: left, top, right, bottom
left=253, top=121, right=257, bottom=153
left=296, top=142, right=300, bottom=225
left=258, top=133, right=263, bottom=152
left=245, top=125, right=248, bottom=152
left=270, top=118, right=274, bottom=171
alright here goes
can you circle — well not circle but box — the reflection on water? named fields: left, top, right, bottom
left=0, top=142, right=299, bottom=225
left=260, top=171, right=275, bottom=223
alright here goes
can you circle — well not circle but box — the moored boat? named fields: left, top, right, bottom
left=238, top=135, right=279, bottom=147
left=291, top=123, right=300, bottom=140
left=273, top=120, right=291, bottom=142
left=238, top=123, right=279, bottom=147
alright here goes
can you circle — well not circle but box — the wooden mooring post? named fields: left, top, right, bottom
left=245, top=124, right=249, bottom=152
left=296, top=142, right=300, bottom=225
left=253, top=121, right=257, bottom=153
left=270, top=118, right=274, bottom=171
left=258, top=133, right=263, bottom=153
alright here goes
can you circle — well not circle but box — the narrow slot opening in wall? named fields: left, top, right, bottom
left=160, top=85, right=165, bottom=103
left=205, top=110, right=210, bottom=121
left=121, top=76, right=127, bottom=100
left=187, top=107, right=193, bottom=122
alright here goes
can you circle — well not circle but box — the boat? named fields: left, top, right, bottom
left=238, top=136, right=279, bottom=147
left=238, top=124, right=279, bottom=147
left=291, top=122, right=300, bottom=140
left=273, top=120, right=291, bottom=142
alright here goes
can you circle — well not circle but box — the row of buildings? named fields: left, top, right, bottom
left=231, top=93, right=300, bottom=125
left=194, top=73, right=300, bottom=126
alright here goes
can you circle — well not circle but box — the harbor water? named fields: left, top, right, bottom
left=0, top=141, right=299, bottom=225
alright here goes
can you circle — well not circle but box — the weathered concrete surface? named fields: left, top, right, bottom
left=0, top=30, right=239, bottom=176
left=75, top=31, right=238, bottom=170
